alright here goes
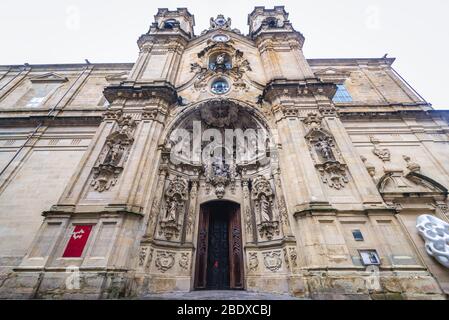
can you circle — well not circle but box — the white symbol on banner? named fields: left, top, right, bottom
left=72, top=229, right=85, bottom=240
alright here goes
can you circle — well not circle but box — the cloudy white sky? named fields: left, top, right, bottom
left=0, top=0, right=447, bottom=109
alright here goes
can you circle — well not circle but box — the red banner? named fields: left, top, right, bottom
left=62, top=225, right=93, bottom=258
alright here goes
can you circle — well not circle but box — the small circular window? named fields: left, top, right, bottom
left=211, top=79, right=230, bottom=94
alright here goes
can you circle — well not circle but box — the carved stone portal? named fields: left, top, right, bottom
left=251, top=176, right=280, bottom=240
left=159, top=177, right=189, bottom=240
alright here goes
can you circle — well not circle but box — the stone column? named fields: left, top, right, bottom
left=241, top=178, right=254, bottom=244
left=143, top=167, right=168, bottom=241
left=184, top=179, right=199, bottom=243
left=273, top=169, right=293, bottom=237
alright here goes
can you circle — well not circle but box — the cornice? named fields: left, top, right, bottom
left=338, top=107, right=440, bottom=120
left=262, top=78, right=337, bottom=103
left=0, top=115, right=102, bottom=127
left=137, top=32, right=190, bottom=51
left=103, top=81, right=178, bottom=105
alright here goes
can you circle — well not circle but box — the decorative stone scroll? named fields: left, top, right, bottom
left=159, top=176, right=189, bottom=240
left=91, top=113, right=136, bottom=192
left=416, top=215, right=449, bottom=269
left=251, top=176, right=280, bottom=240
left=370, top=136, right=391, bottom=162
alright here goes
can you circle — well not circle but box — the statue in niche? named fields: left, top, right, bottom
left=91, top=113, right=135, bottom=193
left=315, top=137, right=335, bottom=161
left=104, top=141, right=124, bottom=166
left=251, top=176, right=280, bottom=240
left=159, top=177, right=188, bottom=240
left=165, top=199, right=179, bottom=223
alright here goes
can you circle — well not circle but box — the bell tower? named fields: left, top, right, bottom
left=248, top=6, right=314, bottom=81
left=127, top=8, right=194, bottom=83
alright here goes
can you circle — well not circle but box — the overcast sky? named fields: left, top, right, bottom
left=0, top=0, right=447, bottom=109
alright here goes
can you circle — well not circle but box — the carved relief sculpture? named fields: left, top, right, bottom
left=251, top=176, right=280, bottom=240
left=179, top=253, right=190, bottom=271
left=304, top=114, right=350, bottom=190
left=416, top=215, right=449, bottom=268
left=263, top=251, right=282, bottom=272
left=159, top=176, right=189, bottom=240
left=91, top=113, right=136, bottom=192
left=204, top=159, right=237, bottom=199
left=248, top=252, right=259, bottom=272
left=155, top=251, right=176, bottom=273
left=370, top=136, right=391, bottom=162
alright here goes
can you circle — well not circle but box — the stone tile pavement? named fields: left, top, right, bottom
left=142, top=290, right=303, bottom=300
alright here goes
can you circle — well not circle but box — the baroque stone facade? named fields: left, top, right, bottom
left=0, top=6, right=448, bottom=300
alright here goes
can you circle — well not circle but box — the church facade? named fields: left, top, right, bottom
left=0, top=6, right=448, bottom=299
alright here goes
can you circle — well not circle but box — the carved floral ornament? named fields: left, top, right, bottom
left=159, top=176, right=189, bottom=240
left=91, top=113, right=136, bottom=192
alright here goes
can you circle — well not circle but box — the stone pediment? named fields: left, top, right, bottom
left=29, top=72, right=68, bottom=83
left=314, top=68, right=351, bottom=82
left=378, top=170, right=448, bottom=197
left=105, top=72, right=129, bottom=83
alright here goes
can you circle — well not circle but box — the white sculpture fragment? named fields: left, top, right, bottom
left=416, top=214, right=449, bottom=268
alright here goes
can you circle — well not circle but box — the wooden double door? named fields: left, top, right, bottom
left=194, top=201, right=244, bottom=290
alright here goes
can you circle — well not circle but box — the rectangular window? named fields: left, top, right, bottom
left=352, top=229, right=364, bottom=241
left=25, top=83, right=60, bottom=107
left=62, top=225, right=93, bottom=258
left=333, top=84, right=353, bottom=103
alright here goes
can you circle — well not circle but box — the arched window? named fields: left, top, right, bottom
left=163, top=19, right=177, bottom=29
left=209, top=52, right=232, bottom=70
left=263, top=17, right=278, bottom=28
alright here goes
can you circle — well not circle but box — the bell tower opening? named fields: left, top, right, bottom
left=194, top=201, right=244, bottom=290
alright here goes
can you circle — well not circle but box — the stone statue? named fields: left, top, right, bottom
left=216, top=53, right=226, bottom=65
left=104, top=142, right=123, bottom=166
left=315, top=138, right=334, bottom=161
left=166, top=200, right=178, bottom=222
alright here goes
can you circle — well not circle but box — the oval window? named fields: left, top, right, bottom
left=211, top=79, right=230, bottom=94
